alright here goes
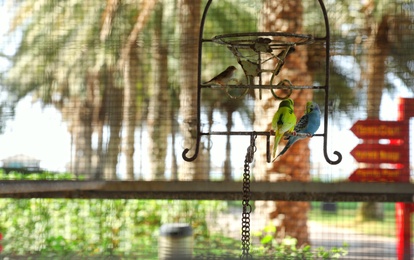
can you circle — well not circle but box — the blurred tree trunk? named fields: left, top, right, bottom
left=87, top=69, right=105, bottom=179
left=148, top=2, right=169, bottom=180
left=93, top=75, right=105, bottom=180
left=92, top=0, right=119, bottom=179
left=170, top=87, right=180, bottom=180
left=121, top=48, right=138, bottom=180
left=121, top=0, right=157, bottom=180
left=68, top=99, right=93, bottom=179
left=103, top=76, right=123, bottom=180
left=67, top=70, right=100, bottom=178
left=223, top=110, right=232, bottom=181
left=358, top=6, right=391, bottom=220
left=253, top=0, right=312, bottom=246
left=170, top=107, right=178, bottom=180
left=206, top=107, right=213, bottom=179
left=178, top=0, right=208, bottom=180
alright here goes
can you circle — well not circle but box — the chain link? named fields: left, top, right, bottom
left=241, top=134, right=256, bottom=259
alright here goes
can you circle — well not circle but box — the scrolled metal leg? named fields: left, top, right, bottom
left=324, top=150, right=343, bottom=165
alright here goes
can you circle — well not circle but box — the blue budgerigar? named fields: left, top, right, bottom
left=276, top=101, right=321, bottom=158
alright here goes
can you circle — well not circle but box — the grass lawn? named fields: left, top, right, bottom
left=309, top=202, right=414, bottom=238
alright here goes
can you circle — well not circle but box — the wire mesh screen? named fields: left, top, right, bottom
left=0, top=0, right=413, bottom=181
left=0, top=199, right=410, bottom=259
left=0, top=0, right=414, bottom=258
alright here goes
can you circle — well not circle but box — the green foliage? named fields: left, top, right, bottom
left=193, top=232, right=348, bottom=259
left=0, top=198, right=226, bottom=258
left=0, top=170, right=83, bottom=180
left=310, top=202, right=397, bottom=237
left=0, top=197, right=350, bottom=258
left=252, top=223, right=348, bottom=259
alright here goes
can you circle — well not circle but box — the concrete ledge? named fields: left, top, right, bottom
left=0, top=181, right=413, bottom=201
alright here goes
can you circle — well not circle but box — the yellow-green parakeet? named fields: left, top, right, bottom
left=271, top=98, right=296, bottom=160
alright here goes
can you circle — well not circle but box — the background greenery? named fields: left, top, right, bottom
left=0, top=0, right=413, bottom=257
left=0, top=197, right=351, bottom=259
left=0, top=170, right=393, bottom=259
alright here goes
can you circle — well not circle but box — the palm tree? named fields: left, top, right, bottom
left=356, top=0, right=414, bottom=221
left=3, top=0, right=158, bottom=179
left=307, top=0, right=414, bottom=222
left=189, top=0, right=259, bottom=180
left=356, top=5, right=390, bottom=220
left=178, top=0, right=206, bottom=180
left=219, top=94, right=254, bottom=181
left=102, top=77, right=123, bottom=180
left=4, top=0, right=107, bottom=178
left=169, top=87, right=180, bottom=180
left=147, top=1, right=170, bottom=180
left=253, top=0, right=313, bottom=246
left=119, top=0, right=158, bottom=180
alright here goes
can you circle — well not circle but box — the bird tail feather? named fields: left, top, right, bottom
left=273, top=130, right=282, bottom=158
left=276, top=143, right=291, bottom=158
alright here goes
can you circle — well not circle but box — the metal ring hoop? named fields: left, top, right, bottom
left=212, top=32, right=314, bottom=48
left=271, top=79, right=293, bottom=100
left=225, top=79, right=249, bottom=99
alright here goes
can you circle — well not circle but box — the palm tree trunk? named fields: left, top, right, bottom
left=366, top=15, right=390, bottom=119
left=358, top=13, right=390, bottom=221
left=120, top=0, right=157, bottom=180
left=148, top=2, right=169, bottom=180
left=88, top=69, right=104, bottom=179
left=104, top=82, right=123, bottom=180
left=94, top=0, right=119, bottom=179
left=253, top=0, right=312, bottom=246
left=70, top=71, right=95, bottom=179
left=122, top=51, right=138, bottom=180
left=178, top=0, right=208, bottom=180
left=170, top=111, right=178, bottom=180
left=224, top=110, right=232, bottom=181
left=94, top=67, right=109, bottom=179
left=94, top=121, right=104, bottom=179
left=206, top=106, right=214, bottom=179
left=70, top=100, right=93, bottom=178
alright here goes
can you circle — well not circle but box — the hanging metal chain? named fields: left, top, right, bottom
left=241, top=134, right=256, bottom=259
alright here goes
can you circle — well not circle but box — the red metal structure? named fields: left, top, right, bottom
left=396, top=97, right=414, bottom=260
left=350, top=98, right=413, bottom=259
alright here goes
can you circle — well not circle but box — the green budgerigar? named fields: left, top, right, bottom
left=271, top=98, right=296, bottom=160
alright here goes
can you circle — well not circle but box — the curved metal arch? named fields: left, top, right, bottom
left=181, top=0, right=213, bottom=162
left=317, top=0, right=342, bottom=165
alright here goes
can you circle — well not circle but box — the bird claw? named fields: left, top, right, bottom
left=291, top=131, right=297, bottom=136
left=306, top=133, right=313, bottom=137
left=269, top=129, right=275, bottom=135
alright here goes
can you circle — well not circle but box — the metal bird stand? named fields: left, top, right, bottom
left=182, top=0, right=343, bottom=258
left=212, top=32, right=314, bottom=100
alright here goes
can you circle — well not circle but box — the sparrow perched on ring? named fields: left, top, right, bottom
left=202, top=66, right=237, bottom=87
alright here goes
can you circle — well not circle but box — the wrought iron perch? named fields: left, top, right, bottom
left=182, top=0, right=342, bottom=165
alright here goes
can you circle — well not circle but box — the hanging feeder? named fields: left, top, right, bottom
left=182, top=0, right=343, bottom=166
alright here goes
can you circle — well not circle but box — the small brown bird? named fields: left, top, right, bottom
left=202, top=66, right=237, bottom=86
